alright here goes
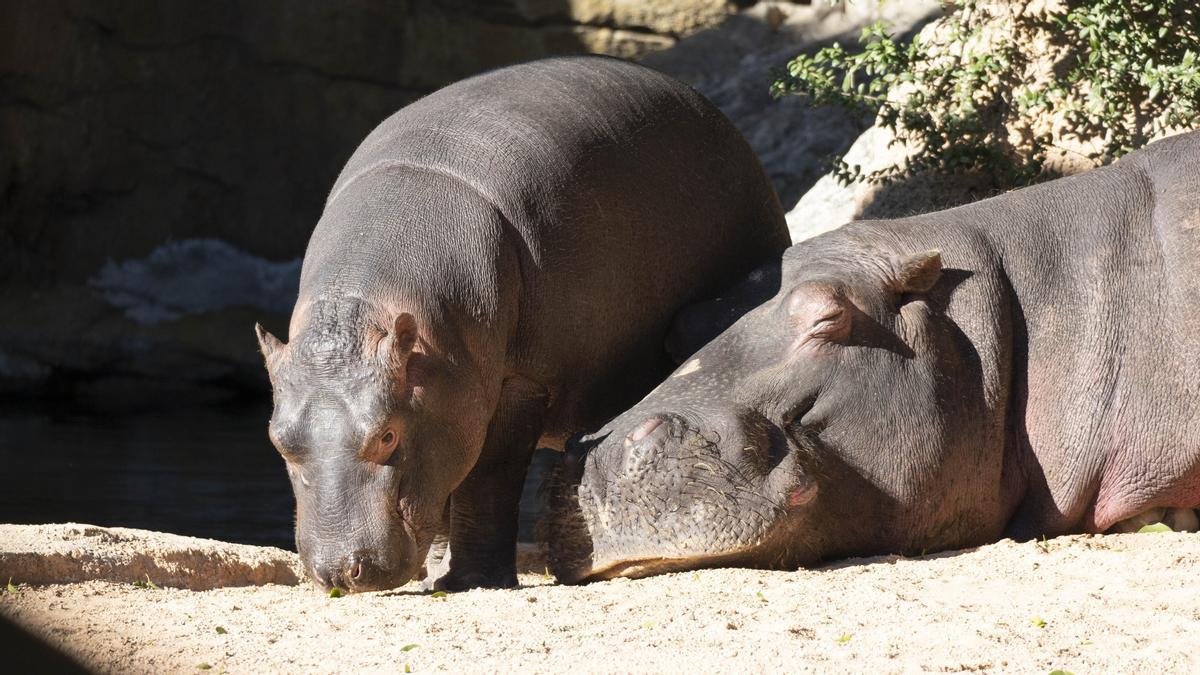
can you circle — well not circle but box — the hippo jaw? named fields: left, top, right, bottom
left=556, top=546, right=770, bottom=584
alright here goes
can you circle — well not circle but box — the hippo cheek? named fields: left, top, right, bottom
left=765, top=448, right=817, bottom=509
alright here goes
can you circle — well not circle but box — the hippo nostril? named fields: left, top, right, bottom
left=311, top=564, right=329, bottom=587
left=348, top=556, right=364, bottom=582
left=628, top=417, right=663, bottom=443
left=623, top=416, right=670, bottom=479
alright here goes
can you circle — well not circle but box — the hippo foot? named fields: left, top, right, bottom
left=432, top=568, right=518, bottom=592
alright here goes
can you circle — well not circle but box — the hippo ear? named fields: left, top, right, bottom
left=254, top=323, right=286, bottom=369
left=891, top=250, right=942, bottom=294
left=380, top=312, right=419, bottom=372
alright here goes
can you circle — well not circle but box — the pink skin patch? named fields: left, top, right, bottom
left=629, top=417, right=663, bottom=443
left=789, top=483, right=816, bottom=508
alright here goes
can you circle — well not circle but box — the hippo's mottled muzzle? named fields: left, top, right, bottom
left=546, top=408, right=816, bottom=583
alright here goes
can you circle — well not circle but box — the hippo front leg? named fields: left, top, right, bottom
left=418, top=504, right=451, bottom=591
left=435, top=377, right=548, bottom=591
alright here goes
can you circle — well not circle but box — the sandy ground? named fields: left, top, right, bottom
left=2, top=524, right=1199, bottom=673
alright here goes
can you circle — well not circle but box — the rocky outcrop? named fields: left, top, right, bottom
left=0, top=281, right=286, bottom=401
left=644, top=0, right=940, bottom=209
left=786, top=125, right=998, bottom=241
left=0, top=524, right=303, bottom=590
left=786, top=0, right=1190, bottom=242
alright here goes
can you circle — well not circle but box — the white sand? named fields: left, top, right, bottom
left=2, top=523, right=1199, bottom=673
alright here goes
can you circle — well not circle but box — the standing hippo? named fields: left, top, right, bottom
left=547, top=130, right=1200, bottom=582
left=254, top=56, right=790, bottom=592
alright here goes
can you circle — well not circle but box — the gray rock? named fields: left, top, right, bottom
left=0, top=281, right=286, bottom=399
left=786, top=124, right=990, bottom=241
left=89, top=239, right=300, bottom=325
left=645, top=1, right=941, bottom=208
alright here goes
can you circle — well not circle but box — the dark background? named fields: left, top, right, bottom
left=2, top=0, right=732, bottom=289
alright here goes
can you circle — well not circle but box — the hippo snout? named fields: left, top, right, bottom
left=545, top=408, right=810, bottom=582
left=307, top=549, right=411, bottom=593
left=308, top=554, right=342, bottom=590
left=309, top=552, right=361, bottom=592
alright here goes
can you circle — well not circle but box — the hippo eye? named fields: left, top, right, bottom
left=809, top=309, right=845, bottom=335
left=365, top=428, right=400, bottom=465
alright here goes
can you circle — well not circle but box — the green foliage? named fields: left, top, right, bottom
left=1035, top=534, right=1051, bottom=553
left=1058, top=0, right=1200, bottom=154
left=772, top=0, right=1200, bottom=186
left=328, top=587, right=344, bottom=598
left=1137, top=522, right=1172, bottom=533
left=133, top=574, right=160, bottom=590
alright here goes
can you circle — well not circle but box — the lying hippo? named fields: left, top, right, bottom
left=254, top=56, right=789, bottom=592
left=547, top=130, right=1200, bottom=582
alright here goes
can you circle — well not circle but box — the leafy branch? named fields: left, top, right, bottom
left=773, top=0, right=1200, bottom=187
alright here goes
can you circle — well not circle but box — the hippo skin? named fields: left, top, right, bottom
left=253, top=56, right=790, bottom=592
left=547, top=130, right=1200, bottom=583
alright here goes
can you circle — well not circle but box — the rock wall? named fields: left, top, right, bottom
left=0, top=0, right=734, bottom=399
left=0, top=0, right=942, bottom=400
left=0, top=0, right=732, bottom=289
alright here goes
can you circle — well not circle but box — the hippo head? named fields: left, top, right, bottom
left=548, top=239, right=995, bottom=582
left=256, top=298, right=490, bottom=592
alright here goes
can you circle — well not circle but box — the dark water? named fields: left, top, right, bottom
left=0, top=402, right=296, bottom=549
left=0, top=402, right=551, bottom=550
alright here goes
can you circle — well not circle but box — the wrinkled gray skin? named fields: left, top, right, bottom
left=547, top=131, right=1200, bottom=583
left=255, top=56, right=789, bottom=592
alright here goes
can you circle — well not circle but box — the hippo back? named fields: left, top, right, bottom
left=312, top=56, right=790, bottom=431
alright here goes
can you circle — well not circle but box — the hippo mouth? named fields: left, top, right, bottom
left=553, top=545, right=772, bottom=584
